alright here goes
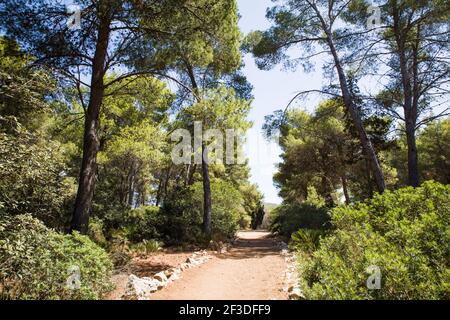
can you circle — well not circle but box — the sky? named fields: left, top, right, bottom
left=237, top=0, right=323, bottom=204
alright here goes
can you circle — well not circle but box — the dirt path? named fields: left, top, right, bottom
left=150, top=230, right=288, bottom=300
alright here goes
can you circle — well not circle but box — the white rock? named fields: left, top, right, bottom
left=180, top=262, right=190, bottom=270
left=164, top=267, right=179, bottom=278
left=186, top=257, right=196, bottom=264
left=172, top=267, right=181, bottom=274
left=201, top=257, right=210, bottom=263
left=186, top=257, right=202, bottom=265
left=164, top=269, right=173, bottom=277
left=289, top=288, right=303, bottom=300
left=153, top=271, right=168, bottom=283
left=122, top=274, right=160, bottom=300
left=168, top=272, right=180, bottom=281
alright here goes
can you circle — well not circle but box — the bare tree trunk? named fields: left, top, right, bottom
left=406, top=119, right=420, bottom=187
left=324, top=30, right=386, bottom=193
left=341, top=174, right=350, bottom=205
left=127, top=162, right=136, bottom=207
left=309, top=2, right=385, bottom=194
left=185, top=62, right=212, bottom=236
left=155, top=177, right=163, bottom=206
left=201, top=143, right=212, bottom=236
left=321, top=175, right=334, bottom=207
left=393, top=6, right=421, bottom=187
left=184, top=164, right=191, bottom=187
left=70, top=16, right=110, bottom=234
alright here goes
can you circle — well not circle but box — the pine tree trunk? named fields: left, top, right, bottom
left=70, top=17, right=110, bottom=234
left=127, top=163, right=135, bottom=207
left=406, top=119, right=420, bottom=187
left=185, top=63, right=212, bottom=235
left=201, top=143, right=212, bottom=236
left=392, top=6, right=421, bottom=188
left=324, top=29, right=386, bottom=193
left=321, top=175, right=334, bottom=207
left=341, top=174, right=350, bottom=205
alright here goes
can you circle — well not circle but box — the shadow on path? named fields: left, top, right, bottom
left=216, top=230, right=281, bottom=260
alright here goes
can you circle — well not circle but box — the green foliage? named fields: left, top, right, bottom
left=0, top=123, right=76, bottom=228
left=239, top=184, right=265, bottom=229
left=87, top=217, right=108, bottom=248
left=270, top=203, right=330, bottom=239
left=271, top=99, right=397, bottom=205
left=108, top=230, right=133, bottom=268
left=162, top=179, right=242, bottom=243
left=298, top=181, right=450, bottom=300
left=0, top=214, right=113, bottom=300
left=182, top=86, right=252, bottom=132
left=93, top=77, right=173, bottom=210
left=238, top=213, right=252, bottom=230
left=0, top=37, right=55, bottom=132
left=186, top=180, right=242, bottom=240
left=122, top=206, right=162, bottom=243
left=388, top=118, right=450, bottom=188
left=87, top=206, right=163, bottom=257
left=131, top=239, right=163, bottom=255
left=417, top=119, right=450, bottom=184
left=289, top=229, right=326, bottom=255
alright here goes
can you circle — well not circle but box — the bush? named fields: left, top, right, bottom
left=88, top=217, right=108, bottom=247
left=289, top=229, right=326, bottom=254
left=270, top=203, right=330, bottom=238
left=89, top=205, right=162, bottom=248
left=161, top=179, right=242, bottom=243
left=0, top=214, right=113, bottom=299
left=0, top=128, right=75, bottom=229
left=122, top=206, right=161, bottom=243
left=131, top=239, right=163, bottom=255
left=298, top=181, right=450, bottom=300
left=107, top=228, right=133, bottom=267
left=238, top=212, right=252, bottom=230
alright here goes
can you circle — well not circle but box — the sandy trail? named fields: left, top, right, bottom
left=150, top=230, right=288, bottom=300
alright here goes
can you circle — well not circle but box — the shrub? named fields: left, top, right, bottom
left=0, top=214, right=113, bottom=299
left=92, top=206, right=162, bottom=248
left=88, top=217, right=108, bottom=247
left=161, top=179, right=242, bottom=243
left=270, top=203, right=331, bottom=238
left=122, top=206, right=161, bottom=243
left=289, top=229, right=326, bottom=254
left=0, top=128, right=75, bottom=229
left=107, top=229, right=132, bottom=267
left=131, top=239, right=163, bottom=255
left=298, top=181, right=450, bottom=300
left=238, top=211, right=252, bottom=230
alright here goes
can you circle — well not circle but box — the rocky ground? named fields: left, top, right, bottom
left=105, top=251, right=194, bottom=300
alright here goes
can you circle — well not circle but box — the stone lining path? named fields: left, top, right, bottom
left=150, top=230, right=289, bottom=300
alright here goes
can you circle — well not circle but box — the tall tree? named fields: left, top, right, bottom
left=361, top=0, right=449, bottom=187
left=178, top=86, right=252, bottom=235
left=163, top=0, right=247, bottom=235
left=270, top=101, right=349, bottom=205
left=95, top=77, right=173, bottom=208
left=0, top=0, right=237, bottom=233
left=266, top=99, right=397, bottom=204
left=245, top=0, right=386, bottom=193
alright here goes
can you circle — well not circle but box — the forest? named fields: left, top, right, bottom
left=0, top=0, right=449, bottom=301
